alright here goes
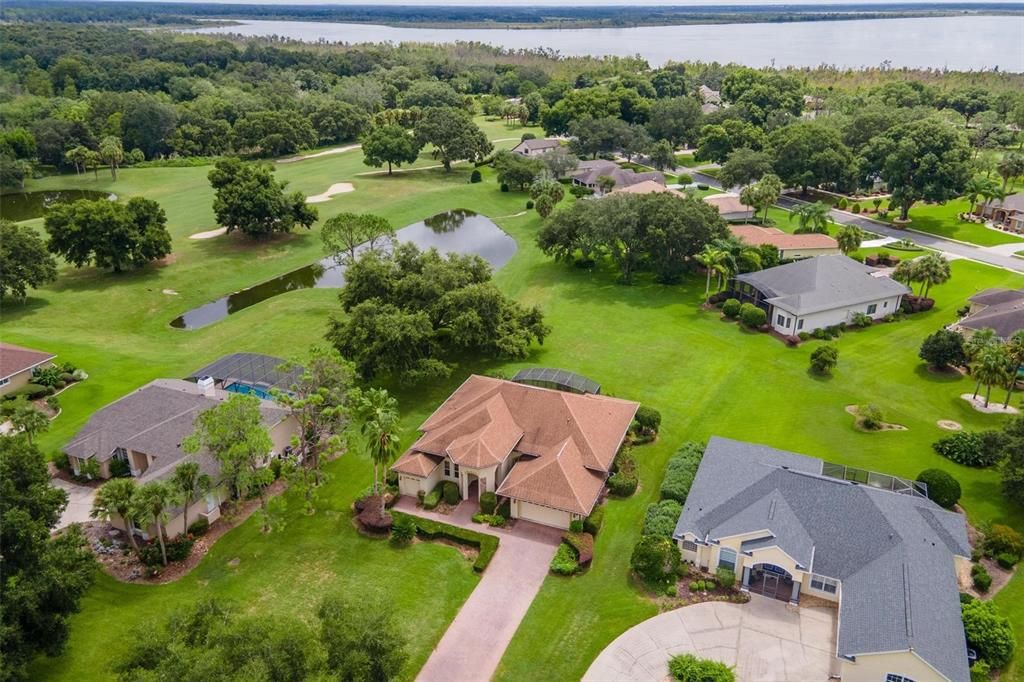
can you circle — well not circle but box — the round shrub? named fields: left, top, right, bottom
left=187, top=518, right=210, bottom=536
left=970, top=661, right=991, bottom=682
left=915, top=469, right=961, bottom=509
left=499, top=182, right=510, bottom=193
left=630, top=535, right=680, bottom=585
left=442, top=481, right=460, bottom=506
left=634, top=405, right=662, bottom=435
left=996, top=552, right=1019, bottom=569
left=810, top=344, right=839, bottom=375
left=668, top=654, right=735, bottom=682
left=569, top=519, right=584, bottom=533
left=715, top=567, right=736, bottom=589
left=962, top=600, right=1016, bottom=668
left=607, top=470, right=638, bottom=497
left=722, top=298, right=742, bottom=318
left=521, top=132, right=536, bottom=141
left=526, top=200, right=534, bottom=209
left=696, top=183, right=709, bottom=190
left=665, top=584, right=677, bottom=597
left=677, top=173, right=693, bottom=184
left=642, top=499, right=684, bottom=538
left=858, top=404, right=884, bottom=430
left=851, top=203, right=861, bottom=214
left=837, top=197, right=849, bottom=209
left=390, top=513, right=417, bottom=544
left=470, top=169, right=482, bottom=183
left=972, top=566, right=992, bottom=592
left=739, top=303, right=767, bottom=329
left=479, top=491, right=497, bottom=515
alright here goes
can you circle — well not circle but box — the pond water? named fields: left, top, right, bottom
left=0, top=190, right=115, bottom=222
left=184, top=15, right=1024, bottom=71
left=170, top=209, right=517, bottom=330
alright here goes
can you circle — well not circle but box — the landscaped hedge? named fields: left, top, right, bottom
left=480, top=491, right=497, bottom=514
left=607, top=447, right=638, bottom=497
left=391, top=510, right=498, bottom=573
left=660, top=442, right=705, bottom=503
left=933, top=431, right=1006, bottom=467
left=442, top=481, right=460, bottom=505
left=643, top=499, right=683, bottom=538
left=550, top=542, right=579, bottom=575
left=564, top=531, right=594, bottom=566
left=584, top=505, right=605, bottom=536
left=668, top=654, right=735, bottom=682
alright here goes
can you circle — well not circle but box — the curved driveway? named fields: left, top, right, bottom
left=582, top=595, right=836, bottom=682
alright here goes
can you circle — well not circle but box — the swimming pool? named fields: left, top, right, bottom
left=225, top=382, right=273, bottom=400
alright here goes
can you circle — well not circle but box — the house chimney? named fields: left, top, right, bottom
left=197, top=376, right=216, bottom=397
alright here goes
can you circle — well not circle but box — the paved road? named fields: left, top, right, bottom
left=393, top=497, right=563, bottom=682
left=583, top=595, right=837, bottom=682
left=689, top=171, right=1024, bottom=274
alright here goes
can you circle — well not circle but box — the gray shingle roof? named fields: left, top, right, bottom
left=513, top=138, right=561, bottom=153
left=735, top=254, right=910, bottom=316
left=674, top=437, right=970, bottom=682
left=570, top=160, right=664, bottom=189
left=960, top=288, right=1024, bottom=340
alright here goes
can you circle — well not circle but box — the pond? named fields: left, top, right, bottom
left=170, top=209, right=517, bottom=330
left=0, top=189, right=115, bottom=222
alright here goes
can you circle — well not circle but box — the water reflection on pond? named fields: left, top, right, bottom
left=170, top=209, right=516, bottom=330
left=0, top=190, right=115, bottom=222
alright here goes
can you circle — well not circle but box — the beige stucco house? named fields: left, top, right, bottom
left=975, top=192, right=1024, bottom=233
left=0, top=342, right=56, bottom=397
left=392, top=375, right=639, bottom=529
left=728, top=224, right=841, bottom=260
left=675, top=437, right=972, bottom=682
left=703, top=193, right=755, bottom=222
left=952, top=287, right=1024, bottom=341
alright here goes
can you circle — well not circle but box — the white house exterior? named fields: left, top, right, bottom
left=733, top=255, right=910, bottom=335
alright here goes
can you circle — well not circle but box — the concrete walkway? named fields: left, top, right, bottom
left=393, top=497, right=563, bottom=682
left=583, top=595, right=837, bottom=682
left=50, top=478, right=96, bottom=530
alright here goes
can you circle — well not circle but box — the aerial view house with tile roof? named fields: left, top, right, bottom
left=732, top=254, right=910, bottom=335
left=569, top=160, right=665, bottom=195
left=728, top=224, right=840, bottom=260
left=675, top=437, right=972, bottom=682
left=975, top=191, right=1024, bottom=233
left=610, top=179, right=685, bottom=197
left=953, top=287, right=1024, bottom=341
left=391, top=375, right=639, bottom=529
left=0, top=342, right=56, bottom=397
left=64, top=373, right=297, bottom=538
left=510, top=138, right=561, bottom=156
left=703, top=193, right=755, bottom=222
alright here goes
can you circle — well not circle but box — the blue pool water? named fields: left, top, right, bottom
left=226, top=382, right=273, bottom=400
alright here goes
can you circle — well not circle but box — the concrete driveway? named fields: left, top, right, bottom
left=50, top=478, right=96, bottom=529
left=583, top=595, right=837, bottom=682
left=393, top=497, right=563, bottom=682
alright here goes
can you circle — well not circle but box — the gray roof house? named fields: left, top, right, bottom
left=733, top=254, right=911, bottom=335
left=674, top=437, right=972, bottom=682
left=976, top=192, right=1024, bottom=232
left=954, top=288, right=1024, bottom=340
left=510, top=138, right=561, bottom=156
left=570, top=159, right=664, bottom=194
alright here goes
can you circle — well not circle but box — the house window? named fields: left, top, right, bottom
left=797, top=320, right=804, bottom=330
left=867, top=304, right=878, bottom=315
left=0, top=377, right=8, bottom=387
left=810, top=574, right=838, bottom=594
left=785, top=318, right=792, bottom=328
left=682, top=540, right=698, bottom=552
left=884, top=675, right=916, bottom=682
left=883, top=301, right=888, bottom=309
left=718, top=547, right=737, bottom=571
left=776, top=314, right=785, bottom=326
left=444, top=460, right=451, bottom=477
left=113, top=447, right=128, bottom=461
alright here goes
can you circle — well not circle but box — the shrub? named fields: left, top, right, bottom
left=31, top=365, right=63, bottom=388
left=608, top=448, right=638, bottom=497
left=634, top=405, right=662, bottom=435
left=138, top=535, right=195, bottom=566
left=479, top=491, right=497, bottom=515
left=72, top=368, right=88, bottom=381
left=550, top=542, right=580, bottom=575
left=630, top=535, right=680, bottom=584
left=858, top=404, right=884, bottom=430
left=442, top=481, right=460, bottom=505
left=961, top=592, right=976, bottom=604
left=392, top=511, right=498, bottom=572
left=11, top=383, right=50, bottom=400
left=52, top=451, right=69, bottom=471
left=851, top=312, right=872, bottom=328
left=109, top=458, right=132, bottom=478
left=837, top=197, right=849, bottom=209
left=565, top=531, right=594, bottom=565
left=739, top=303, right=766, bottom=329
left=696, top=183, right=709, bottom=190
left=985, top=524, right=1024, bottom=557
left=470, top=169, right=482, bottom=183
left=584, top=505, right=605, bottom=536
left=643, top=499, right=684, bottom=538
left=660, top=442, right=704, bottom=503
left=689, top=581, right=699, bottom=592
left=915, top=469, right=961, bottom=509
left=569, top=184, right=594, bottom=198
left=716, top=567, right=736, bottom=589
left=422, top=489, right=442, bottom=510
left=933, top=431, right=1006, bottom=467
left=970, top=661, right=991, bottom=682
left=798, top=331, right=811, bottom=341
left=961, top=600, right=1016, bottom=668
left=996, top=552, right=1018, bottom=569
left=919, top=329, right=968, bottom=369
left=721, top=298, right=742, bottom=318
left=187, top=518, right=210, bottom=536
left=665, top=584, right=678, bottom=597
left=972, top=566, right=992, bottom=592
left=525, top=200, right=535, bottom=210
left=569, top=519, right=584, bottom=533
left=668, top=654, right=735, bottom=682
left=500, top=182, right=509, bottom=192
left=850, top=203, right=861, bottom=214
left=809, top=344, right=839, bottom=375
left=390, top=513, right=417, bottom=544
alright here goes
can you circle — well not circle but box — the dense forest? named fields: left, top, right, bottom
left=0, top=23, right=1022, bottom=195
left=3, top=1, right=1023, bottom=28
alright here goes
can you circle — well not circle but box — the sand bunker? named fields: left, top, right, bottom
left=162, top=289, right=179, bottom=296
left=278, top=144, right=361, bottom=164
left=306, top=182, right=355, bottom=204
left=960, top=394, right=1020, bottom=415
left=189, top=227, right=227, bottom=240
left=937, top=420, right=962, bottom=431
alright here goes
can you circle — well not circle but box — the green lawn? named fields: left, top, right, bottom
left=879, top=198, right=1024, bottom=247
left=673, top=153, right=701, bottom=168
left=7, top=137, right=1024, bottom=680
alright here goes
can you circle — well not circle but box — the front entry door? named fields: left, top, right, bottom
left=763, top=573, right=779, bottom=598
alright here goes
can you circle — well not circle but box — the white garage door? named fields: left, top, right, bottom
left=517, top=501, right=571, bottom=529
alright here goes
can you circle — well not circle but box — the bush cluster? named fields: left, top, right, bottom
left=985, top=524, right=1024, bottom=558
left=550, top=542, right=580, bottom=575
left=851, top=312, right=873, bottom=328
left=564, top=531, right=594, bottom=565
left=479, top=491, right=497, bottom=515
left=630, top=535, right=680, bottom=585
left=971, top=563, right=992, bottom=592
left=933, top=431, right=1006, bottom=467
left=738, top=302, right=766, bottom=329
left=584, top=505, right=605, bottom=536
left=715, top=567, right=736, bottom=589
left=961, top=600, right=1016, bottom=669
left=643, top=499, right=683, bottom=538
left=915, top=469, right=961, bottom=509
left=471, top=512, right=506, bottom=527
left=187, top=518, right=210, bottom=536
left=668, top=654, right=734, bottom=682
left=138, top=535, right=195, bottom=567
left=391, top=511, right=498, bottom=573
left=607, top=448, right=638, bottom=497
left=660, top=442, right=705, bottom=503
left=688, top=578, right=717, bottom=592
left=721, top=298, right=741, bottom=318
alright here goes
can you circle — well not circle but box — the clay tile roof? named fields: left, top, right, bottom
left=496, top=439, right=606, bottom=515
left=0, top=342, right=56, bottom=381
left=392, top=450, right=444, bottom=477
left=703, top=193, right=754, bottom=215
left=729, top=224, right=839, bottom=250
left=611, top=180, right=684, bottom=197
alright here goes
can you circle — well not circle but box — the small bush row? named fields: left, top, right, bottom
left=933, top=430, right=1006, bottom=468
left=608, top=447, right=638, bottom=497
left=471, top=512, right=506, bottom=527
left=550, top=542, right=579, bottom=575
left=391, top=511, right=499, bottom=573
left=660, top=442, right=704, bottom=504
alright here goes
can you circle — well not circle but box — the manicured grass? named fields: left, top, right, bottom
left=879, top=198, right=1024, bottom=247
left=673, top=153, right=701, bottom=168
left=8, top=134, right=1024, bottom=680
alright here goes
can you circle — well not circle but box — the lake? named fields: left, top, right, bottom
left=185, top=15, right=1024, bottom=71
left=170, top=209, right=517, bottom=330
left=0, top=190, right=115, bottom=222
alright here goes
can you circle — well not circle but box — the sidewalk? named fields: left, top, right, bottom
left=394, top=497, right=563, bottom=682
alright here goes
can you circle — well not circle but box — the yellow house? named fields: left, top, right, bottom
left=0, top=342, right=56, bottom=397
left=675, top=437, right=973, bottom=682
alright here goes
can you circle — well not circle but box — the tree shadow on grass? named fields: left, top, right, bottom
left=914, top=363, right=966, bottom=384
left=805, top=368, right=835, bottom=383
left=0, top=295, right=50, bottom=323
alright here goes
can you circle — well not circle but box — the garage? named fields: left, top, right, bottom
left=514, top=500, right=572, bottom=529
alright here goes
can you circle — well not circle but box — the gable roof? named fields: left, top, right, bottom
left=392, top=375, right=639, bottom=514
left=991, top=191, right=1024, bottom=213
left=728, top=224, right=839, bottom=252
left=570, top=160, right=665, bottom=189
left=611, top=180, right=684, bottom=197
left=735, top=254, right=910, bottom=316
left=0, top=342, right=56, bottom=382
left=961, top=288, right=1024, bottom=340
left=674, top=437, right=971, bottom=682
left=703, top=193, right=754, bottom=216
left=512, top=138, right=560, bottom=154
left=64, top=379, right=288, bottom=483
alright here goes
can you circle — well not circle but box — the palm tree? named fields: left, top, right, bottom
left=996, top=153, right=1024, bottom=192
left=892, top=259, right=920, bottom=291
left=91, top=478, right=140, bottom=552
left=965, top=328, right=999, bottom=363
left=1003, top=329, right=1024, bottom=408
left=963, top=175, right=998, bottom=214
left=789, top=201, right=831, bottom=234
left=972, top=344, right=1011, bottom=407
left=354, top=388, right=401, bottom=514
left=131, top=481, right=178, bottom=566
left=1, top=399, right=49, bottom=445
left=64, top=145, right=90, bottom=176
left=914, top=253, right=952, bottom=298
left=171, top=461, right=212, bottom=534
left=835, top=225, right=865, bottom=255
left=695, top=244, right=729, bottom=300
left=980, top=185, right=1007, bottom=218
left=98, top=135, right=124, bottom=180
